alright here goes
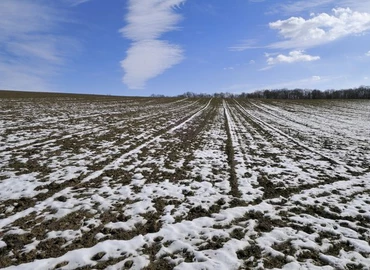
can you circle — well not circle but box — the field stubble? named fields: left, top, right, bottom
left=0, top=91, right=370, bottom=270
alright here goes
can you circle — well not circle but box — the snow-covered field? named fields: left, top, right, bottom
left=0, top=93, right=369, bottom=270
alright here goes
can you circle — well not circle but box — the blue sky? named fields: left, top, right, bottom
left=1, top=0, right=370, bottom=96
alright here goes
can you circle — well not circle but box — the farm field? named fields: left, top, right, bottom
left=0, top=91, right=370, bottom=270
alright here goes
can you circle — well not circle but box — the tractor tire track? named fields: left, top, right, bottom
left=0, top=99, right=213, bottom=228
left=234, top=99, right=361, bottom=174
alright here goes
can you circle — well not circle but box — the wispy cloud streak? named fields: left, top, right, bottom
left=272, top=0, right=370, bottom=14
left=68, top=0, right=91, bottom=6
left=120, top=0, right=186, bottom=89
left=0, top=0, right=77, bottom=91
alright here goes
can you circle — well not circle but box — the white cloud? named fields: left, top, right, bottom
left=267, top=50, right=320, bottom=65
left=6, top=39, right=64, bottom=63
left=229, top=39, right=259, bottom=51
left=121, top=40, right=183, bottom=89
left=312, top=75, right=321, bottom=81
left=259, top=66, right=274, bottom=71
left=120, top=0, right=186, bottom=89
left=249, top=60, right=256, bottom=64
left=272, top=0, right=334, bottom=15
left=223, top=67, right=234, bottom=70
left=366, top=51, right=370, bottom=56
left=272, top=0, right=370, bottom=15
left=120, top=0, right=184, bottom=41
left=341, top=1, right=370, bottom=13
left=63, top=0, right=91, bottom=6
left=0, top=59, right=52, bottom=91
left=269, top=8, right=370, bottom=49
left=0, top=1, right=58, bottom=38
left=0, top=0, right=77, bottom=91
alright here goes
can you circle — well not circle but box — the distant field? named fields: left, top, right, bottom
left=0, top=91, right=370, bottom=269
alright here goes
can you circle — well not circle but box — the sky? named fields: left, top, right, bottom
left=0, top=0, right=370, bottom=96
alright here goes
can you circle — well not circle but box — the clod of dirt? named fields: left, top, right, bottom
left=124, top=260, right=134, bottom=268
left=237, top=244, right=262, bottom=260
left=230, top=228, right=245, bottom=240
left=117, top=214, right=130, bottom=222
left=264, top=255, right=288, bottom=269
left=187, top=206, right=209, bottom=220
left=54, top=261, right=69, bottom=269
left=91, top=252, right=106, bottom=261
left=147, top=220, right=161, bottom=233
left=216, top=198, right=226, bottom=205
left=56, top=196, right=68, bottom=202
left=143, top=258, right=174, bottom=270
left=154, top=236, right=164, bottom=242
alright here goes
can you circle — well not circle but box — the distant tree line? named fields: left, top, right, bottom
left=178, top=92, right=234, bottom=98
left=175, top=86, right=370, bottom=99
left=243, top=86, right=370, bottom=99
